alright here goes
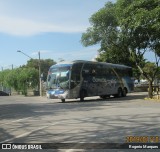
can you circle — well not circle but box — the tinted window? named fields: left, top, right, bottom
left=70, top=63, right=83, bottom=88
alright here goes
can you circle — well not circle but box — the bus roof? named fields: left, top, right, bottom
left=51, top=60, right=131, bottom=69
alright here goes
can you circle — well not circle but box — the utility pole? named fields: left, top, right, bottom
left=17, top=50, right=42, bottom=96
left=38, top=51, right=42, bottom=96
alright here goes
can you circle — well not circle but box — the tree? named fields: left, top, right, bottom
left=26, top=59, right=56, bottom=81
left=5, top=69, right=20, bottom=91
left=81, top=2, right=133, bottom=66
left=0, top=70, right=11, bottom=87
left=0, top=58, right=56, bottom=96
left=16, top=67, right=38, bottom=95
left=81, top=0, right=160, bottom=98
left=0, top=67, right=39, bottom=96
left=116, top=0, right=160, bottom=98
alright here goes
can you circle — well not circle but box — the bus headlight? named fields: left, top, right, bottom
left=51, top=91, right=55, bottom=95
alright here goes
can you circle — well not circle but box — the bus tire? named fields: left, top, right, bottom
left=100, top=95, right=110, bottom=99
left=114, top=88, right=122, bottom=98
left=122, top=88, right=127, bottom=97
left=100, top=95, right=106, bottom=99
left=80, top=90, right=85, bottom=101
left=61, top=99, right=65, bottom=102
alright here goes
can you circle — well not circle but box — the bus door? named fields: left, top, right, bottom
left=70, top=63, right=83, bottom=98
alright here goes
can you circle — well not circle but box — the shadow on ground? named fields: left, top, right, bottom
left=1, top=92, right=159, bottom=152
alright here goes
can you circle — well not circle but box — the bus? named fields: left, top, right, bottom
left=46, top=60, right=134, bottom=102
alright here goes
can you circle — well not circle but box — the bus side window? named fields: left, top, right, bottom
left=82, top=63, right=95, bottom=78
left=114, top=68, right=122, bottom=77
left=105, top=68, right=111, bottom=77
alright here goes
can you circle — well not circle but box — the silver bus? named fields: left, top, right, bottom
left=46, top=60, right=134, bottom=102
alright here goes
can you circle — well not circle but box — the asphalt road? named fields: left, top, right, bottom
left=0, top=92, right=160, bottom=152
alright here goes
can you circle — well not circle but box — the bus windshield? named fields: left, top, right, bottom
left=47, top=66, right=70, bottom=89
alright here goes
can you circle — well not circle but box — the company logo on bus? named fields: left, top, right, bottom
left=92, top=78, right=117, bottom=87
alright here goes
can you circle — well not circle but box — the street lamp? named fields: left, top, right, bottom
left=17, top=50, right=33, bottom=59
left=17, top=50, right=42, bottom=96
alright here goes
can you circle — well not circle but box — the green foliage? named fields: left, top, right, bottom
left=17, top=68, right=39, bottom=95
left=81, top=0, right=160, bottom=98
left=117, top=0, right=160, bottom=55
left=0, top=70, right=11, bottom=87
left=0, top=67, right=38, bottom=96
left=142, top=62, right=159, bottom=81
left=0, top=58, right=56, bottom=96
left=26, top=59, right=56, bottom=81
left=81, top=1, right=133, bottom=67
left=5, top=69, right=19, bottom=90
left=81, top=2, right=118, bottom=48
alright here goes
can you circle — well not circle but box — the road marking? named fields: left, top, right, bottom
left=65, top=149, right=83, bottom=152
left=1, top=117, right=32, bottom=126
left=0, top=121, right=62, bottom=143
left=1, top=117, right=94, bottom=143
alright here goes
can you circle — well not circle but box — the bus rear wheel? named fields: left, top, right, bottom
left=114, top=88, right=122, bottom=98
left=100, top=95, right=110, bottom=99
left=80, top=90, right=85, bottom=101
left=122, top=88, right=127, bottom=97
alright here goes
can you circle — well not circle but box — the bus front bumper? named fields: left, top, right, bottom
left=46, top=90, right=69, bottom=99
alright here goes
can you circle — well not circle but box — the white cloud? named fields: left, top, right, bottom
left=0, top=15, right=88, bottom=36
left=0, top=0, right=111, bottom=36
left=37, top=46, right=99, bottom=61
left=91, top=55, right=99, bottom=61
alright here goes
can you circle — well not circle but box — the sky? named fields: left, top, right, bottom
left=0, top=0, right=112, bottom=70
left=0, top=0, right=154, bottom=71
